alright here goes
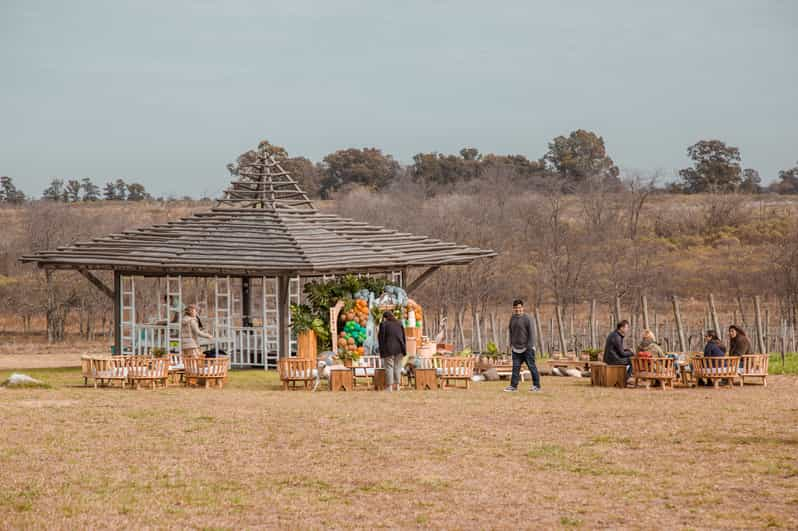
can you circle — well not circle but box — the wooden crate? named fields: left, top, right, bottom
left=330, top=368, right=353, bottom=392
left=415, top=368, right=437, bottom=390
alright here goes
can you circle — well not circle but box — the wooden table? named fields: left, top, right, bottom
left=415, top=368, right=437, bottom=390
left=329, top=368, right=353, bottom=392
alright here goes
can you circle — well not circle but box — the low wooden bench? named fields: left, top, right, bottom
left=278, top=358, right=316, bottom=390
left=691, top=356, right=741, bottom=388
left=185, top=356, right=230, bottom=389
left=631, top=357, right=676, bottom=390
left=739, top=354, right=768, bottom=386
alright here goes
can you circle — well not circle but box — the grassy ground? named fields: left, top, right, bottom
left=1, top=367, right=797, bottom=529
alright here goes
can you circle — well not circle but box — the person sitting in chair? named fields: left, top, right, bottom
left=604, top=320, right=634, bottom=380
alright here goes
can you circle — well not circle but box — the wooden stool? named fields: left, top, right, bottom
left=415, top=368, right=437, bottom=390
left=330, top=368, right=353, bottom=392
left=604, top=365, right=627, bottom=388
left=373, top=368, right=386, bottom=391
left=590, top=362, right=606, bottom=386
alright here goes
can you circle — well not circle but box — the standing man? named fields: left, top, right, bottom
left=504, top=299, right=541, bottom=392
left=378, top=311, right=406, bottom=392
left=603, top=320, right=634, bottom=378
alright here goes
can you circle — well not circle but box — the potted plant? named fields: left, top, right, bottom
left=583, top=347, right=602, bottom=362
left=151, top=347, right=167, bottom=358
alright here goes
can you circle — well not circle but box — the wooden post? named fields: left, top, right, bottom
left=589, top=299, right=597, bottom=349
left=641, top=295, right=650, bottom=330
left=615, top=296, right=622, bottom=325
left=556, top=305, right=567, bottom=358
left=755, top=296, right=766, bottom=355
left=672, top=295, right=687, bottom=354
left=765, top=308, right=770, bottom=351
left=113, top=271, right=121, bottom=355
left=277, top=275, right=289, bottom=359
left=490, top=312, right=498, bottom=348
left=736, top=296, right=748, bottom=328
left=708, top=293, right=720, bottom=340
left=534, top=307, right=547, bottom=356
left=242, top=277, right=252, bottom=327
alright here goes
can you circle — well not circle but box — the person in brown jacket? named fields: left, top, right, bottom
left=728, top=325, right=752, bottom=356
left=181, top=304, right=213, bottom=358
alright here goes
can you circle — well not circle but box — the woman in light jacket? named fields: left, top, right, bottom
left=181, top=304, right=213, bottom=358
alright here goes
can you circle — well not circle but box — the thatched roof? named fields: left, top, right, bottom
left=20, top=146, right=496, bottom=275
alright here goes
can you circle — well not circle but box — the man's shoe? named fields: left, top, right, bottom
left=530, top=386, right=541, bottom=392
left=503, top=386, right=518, bottom=392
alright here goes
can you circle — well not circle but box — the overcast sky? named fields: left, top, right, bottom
left=2, top=0, right=796, bottom=198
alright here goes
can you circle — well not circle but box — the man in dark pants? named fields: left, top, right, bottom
left=603, top=320, right=634, bottom=379
left=504, top=299, right=541, bottom=392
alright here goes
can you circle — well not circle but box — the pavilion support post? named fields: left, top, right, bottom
left=242, top=277, right=252, bottom=328
left=113, top=271, right=121, bottom=356
left=278, top=275, right=290, bottom=359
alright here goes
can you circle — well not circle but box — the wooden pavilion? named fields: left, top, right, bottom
left=20, top=144, right=496, bottom=368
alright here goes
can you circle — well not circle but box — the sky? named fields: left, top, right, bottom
left=1, top=0, right=796, bottom=199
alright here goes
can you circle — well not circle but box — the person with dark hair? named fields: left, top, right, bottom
left=378, top=310, right=406, bottom=392
left=728, top=325, right=751, bottom=356
left=703, top=330, right=726, bottom=357
left=699, top=329, right=727, bottom=386
left=603, top=320, right=634, bottom=378
left=504, top=299, right=541, bottom=392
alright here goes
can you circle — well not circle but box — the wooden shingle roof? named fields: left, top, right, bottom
left=21, top=144, right=496, bottom=275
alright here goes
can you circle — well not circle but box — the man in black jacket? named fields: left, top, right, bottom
left=604, top=320, right=634, bottom=376
left=504, top=299, right=541, bottom=392
left=378, top=311, right=406, bottom=392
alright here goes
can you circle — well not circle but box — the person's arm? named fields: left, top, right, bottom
left=614, top=333, right=630, bottom=358
left=191, top=319, right=213, bottom=340
left=526, top=317, right=535, bottom=352
left=399, top=324, right=407, bottom=356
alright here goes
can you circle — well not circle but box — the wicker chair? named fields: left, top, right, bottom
left=438, top=356, right=475, bottom=389
left=184, top=356, right=230, bottom=389
left=739, top=354, right=769, bottom=386
left=278, top=358, right=317, bottom=390
left=127, top=357, right=170, bottom=389
left=631, top=357, right=676, bottom=389
left=90, top=356, right=130, bottom=389
left=352, top=355, right=383, bottom=389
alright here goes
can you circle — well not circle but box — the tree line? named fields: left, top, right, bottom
left=2, top=130, right=797, bottom=204
left=245, top=133, right=798, bottom=198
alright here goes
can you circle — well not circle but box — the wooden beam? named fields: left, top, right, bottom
left=113, top=271, right=121, bottom=356
left=277, top=275, right=290, bottom=359
left=405, top=266, right=440, bottom=293
left=78, top=268, right=114, bottom=300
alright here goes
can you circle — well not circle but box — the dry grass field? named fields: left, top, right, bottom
left=1, top=363, right=797, bottom=530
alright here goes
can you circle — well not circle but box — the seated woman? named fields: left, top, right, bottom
left=728, top=325, right=752, bottom=362
left=636, top=329, right=665, bottom=357
left=698, top=329, right=726, bottom=386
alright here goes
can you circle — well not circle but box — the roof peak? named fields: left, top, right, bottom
left=216, top=142, right=316, bottom=211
